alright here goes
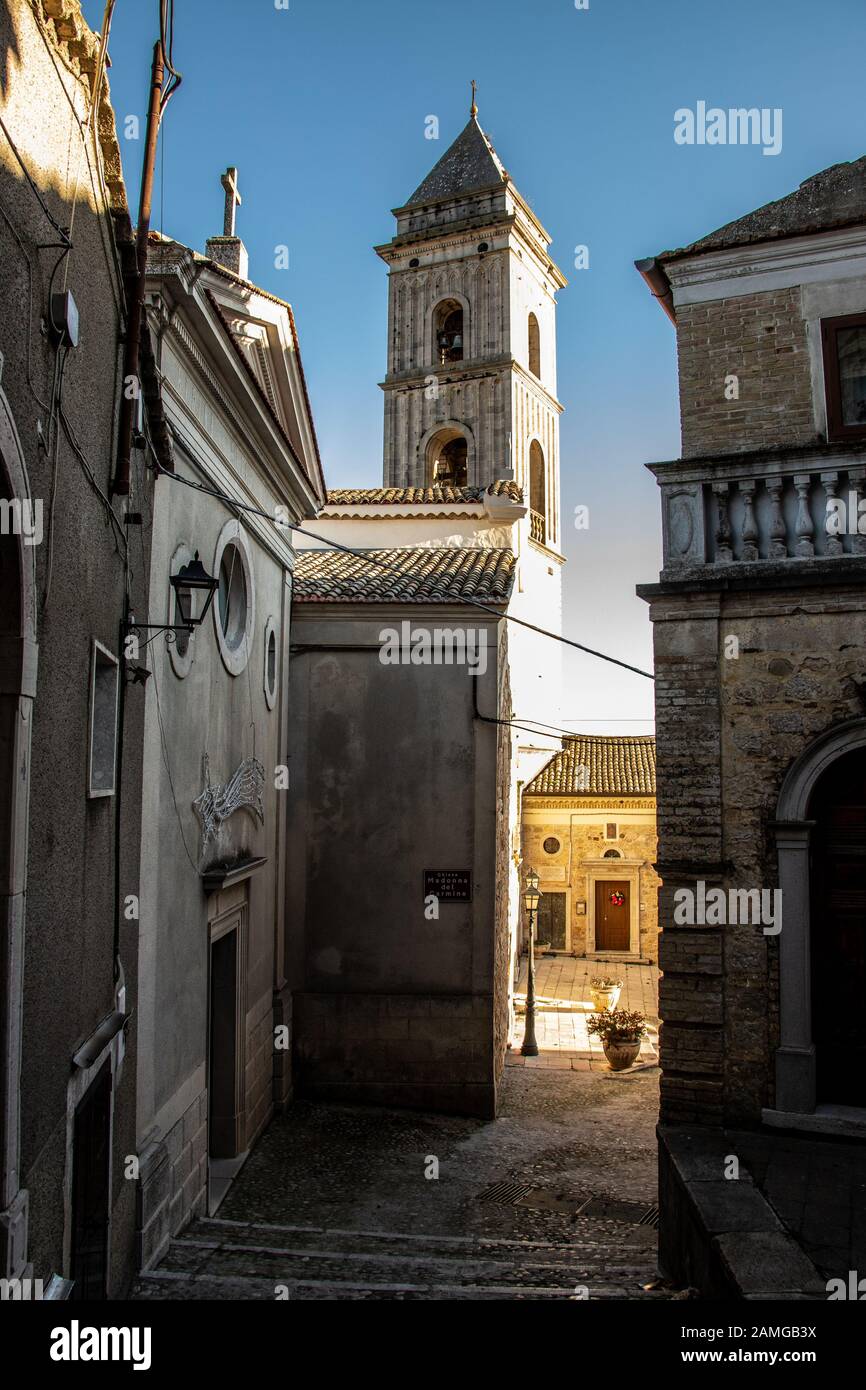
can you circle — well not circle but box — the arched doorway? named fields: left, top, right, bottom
left=774, top=718, right=866, bottom=1115
left=426, top=427, right=468, bottom=487
left=808, top=747, right=866, bottom=1105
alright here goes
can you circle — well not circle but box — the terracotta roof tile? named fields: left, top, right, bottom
left=293, top=546, right=515, bottom=604
left=526, top=736, right=656, bottom=796
left=324, top=480, right=522, bottom=507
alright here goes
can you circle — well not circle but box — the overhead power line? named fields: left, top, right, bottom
left=154, top=463, right=655, bottom=682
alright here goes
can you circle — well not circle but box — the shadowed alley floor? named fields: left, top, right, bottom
left=133, top=1057, right=668, bottom=1301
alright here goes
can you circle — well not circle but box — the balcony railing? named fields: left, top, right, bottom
left=653, top=451, right=866, bottom=573
left=529, top=509, right=546, bottom=545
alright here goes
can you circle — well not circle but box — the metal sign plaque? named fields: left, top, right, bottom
left=424, top=870, right=472, bottom=903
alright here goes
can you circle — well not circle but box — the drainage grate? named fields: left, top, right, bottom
left=477, top=1180, right=536, bottom=1206
left=574, top=1196, right=659, bottom=1225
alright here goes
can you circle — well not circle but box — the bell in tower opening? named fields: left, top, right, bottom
left=427, top=428, right=468, bottom=487
left=434, top=299, right=464, bottom=364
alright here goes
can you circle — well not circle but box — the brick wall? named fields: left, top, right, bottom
left=647, top=584, right=866, bottom=1128
left=676, top=288, right=816, bottom=458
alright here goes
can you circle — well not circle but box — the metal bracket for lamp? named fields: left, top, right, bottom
left=125, top=551, right=219, bottom=646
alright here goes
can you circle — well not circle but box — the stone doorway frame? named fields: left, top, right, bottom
left=584, top=858, right=643, bottom=959
left=771, top=717, right=866, bottom=1125
left=0, top=386, right=37, bottom=1281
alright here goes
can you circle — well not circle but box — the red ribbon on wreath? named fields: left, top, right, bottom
left=609, top=890, right=625, bottom=907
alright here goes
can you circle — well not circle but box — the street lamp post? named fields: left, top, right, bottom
left=522, top=867, right=541, bottom=1058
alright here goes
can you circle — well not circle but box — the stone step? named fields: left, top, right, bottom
left=133, top=1269, right=663, bottom=1301
left=131, top=1215, right=665, bottom=1301
left=158, top=1236, right=653, bottom=1287
left=185, top=1215, right=642, bottom=1259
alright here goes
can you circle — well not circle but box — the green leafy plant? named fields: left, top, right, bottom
left=586, top=1008, right=647, bottom=1044
left=590, top=976, right=623, bottom=991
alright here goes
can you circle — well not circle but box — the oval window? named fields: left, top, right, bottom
left=543, top=836, right=561, bottom=855
left=218, top=544, right=247, bottom=651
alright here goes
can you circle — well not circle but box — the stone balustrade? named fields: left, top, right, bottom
left=653, top=449, right=866, bottom=572
left=529, top=508, right=546, bottom=545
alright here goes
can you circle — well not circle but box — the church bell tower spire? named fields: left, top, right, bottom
left=375, top=104, right=567, bottom=550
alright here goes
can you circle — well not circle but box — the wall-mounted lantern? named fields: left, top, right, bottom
left=126, top=551, right=218, bottom=648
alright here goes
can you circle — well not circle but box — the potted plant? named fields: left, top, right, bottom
left=586, top=1008, right=647, bottom=1071
left=589, top=976, right=623, bottom=1012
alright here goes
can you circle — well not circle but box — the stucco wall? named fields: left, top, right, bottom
left=286, top=606, right=510, bottom=1117
left=0, top=0, right=150, bottom=1292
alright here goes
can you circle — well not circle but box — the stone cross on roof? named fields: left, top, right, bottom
left=221, top=166, right=241, bottom=237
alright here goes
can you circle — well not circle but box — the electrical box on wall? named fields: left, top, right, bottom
left=50, top=290, right=79, bottom=348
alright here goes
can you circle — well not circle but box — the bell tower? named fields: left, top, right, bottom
left=375, top=93, right=567, bottom=549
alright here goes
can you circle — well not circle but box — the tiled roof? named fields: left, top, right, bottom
left=405, top=116, right=507, bottom=207
left=660, top=156, right=866, bottom=261
left=293, top=547, right=516, bottom=604
left=324, top=480, right=523, bottom=507
left=525, top=736, right=656, bottom=797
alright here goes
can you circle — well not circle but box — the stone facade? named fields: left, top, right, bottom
left=638, top=157, right=866, bottom=1156
left=522, top=798, right=660, bottom=964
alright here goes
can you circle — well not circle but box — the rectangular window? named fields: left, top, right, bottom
left=88, top=640, right=119, bottom=797
left=822, top=314, right=866, bottom=440
left=605, top=821, right=618, bottom=841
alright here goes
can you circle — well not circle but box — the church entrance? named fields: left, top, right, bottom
left=809, top=747, right=866, bottom=1106
left=595, top=880, right=630, bottom=951
left=207, top=900, right=248, bottom=1212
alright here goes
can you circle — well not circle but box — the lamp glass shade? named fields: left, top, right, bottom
left=170, top=551, right=218, bottom=629
left=526, top=867, right=540, bottom=892
left=524, top=886, right=541, bottom=913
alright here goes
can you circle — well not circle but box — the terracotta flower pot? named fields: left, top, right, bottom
left=589, top=984, right=622, bottom=1012
left=602, top=1038, right=641, bottom=1071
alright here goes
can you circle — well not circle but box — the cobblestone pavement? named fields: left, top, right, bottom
left=511, top=955, right=659, bottom=1071
left=133, top=1062, right=668, bottom=1301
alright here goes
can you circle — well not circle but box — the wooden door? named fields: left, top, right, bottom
left=810, top=749, right=866, bottom=1105
left=595, top=880, right=630, bottom=951
left=70, top=1062, right=111, bottom=1300
left=209, top=926, right=242, bottom=1159
left=537, top=892, right=566, bottom=950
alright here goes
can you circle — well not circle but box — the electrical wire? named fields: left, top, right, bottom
left=0, top=114, right=72, bottom=244
left=0, top=202, right=52, bottom=409
left=154, top=462, right=655, bottom=681
left=41, top=346, right=68, bottom=610
left=62, top=0, right=115, bottom=291
left=159, top=0, right=183, bottom=114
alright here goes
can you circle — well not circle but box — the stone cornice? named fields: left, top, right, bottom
left=381, top=356, right=564, bottom=413
left=524, top=797, right=656, bottom=811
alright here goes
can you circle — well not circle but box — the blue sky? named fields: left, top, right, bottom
left=84, top=0, right=866, bottom=732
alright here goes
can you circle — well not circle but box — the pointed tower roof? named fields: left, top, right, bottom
left=405, top=115, right=508, bottom=207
